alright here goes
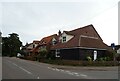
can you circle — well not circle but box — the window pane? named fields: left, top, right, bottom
left=63, top=37, right=66, bottom=42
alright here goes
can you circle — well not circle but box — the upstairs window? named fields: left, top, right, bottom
left=33, top=44, right=35, bottom=48
left=52, top=40, right=57, bottom=45
left=52, top=38, right=57, bottom=45
left=62, top=36, right=66, bottom=43
left=40, top=45, right=46, bottom=49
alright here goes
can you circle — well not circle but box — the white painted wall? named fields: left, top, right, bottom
left=34, top=44, right=38, bottom=47
left=117, top=48, right=120, bottom=54
left=52, top=37, right=57, bottom=45
left=27, top=44, right=34, bottom=49
left=52, top=37, right=56, bottom=42
left=61, top=32, right=74, bottom=43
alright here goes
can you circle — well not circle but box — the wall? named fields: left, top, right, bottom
left=52, top=48, right=107, bottom=61
left=117, top=48, right=120, bottom=54
left=27, top=44, right=34, bottom=49
left=60, top=48, right=79, bottom=60
left=79, top=49, right=106, bottom=60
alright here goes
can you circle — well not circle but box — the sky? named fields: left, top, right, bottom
left=0, top=0, right=119, bottom=46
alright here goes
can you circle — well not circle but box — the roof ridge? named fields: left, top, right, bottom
left=69, top=24, right=93, bottom=32
left=42, top=34, right=57, bottom=39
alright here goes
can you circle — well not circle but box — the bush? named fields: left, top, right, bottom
left=46, top=52, right=56, bottom=60
left=25, top=56, right=36, bottom=61
left=41, top=59, right=119, bottom=66
left=36, top=48, right=48, bottom=62
left=97, top=57, right=111, bottom=61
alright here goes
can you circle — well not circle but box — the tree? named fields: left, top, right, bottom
left=2, top=37, right=10, bottom=56
left=2, top=33, right=22, bottom=56
left=37, top=48, right=48, bottom=62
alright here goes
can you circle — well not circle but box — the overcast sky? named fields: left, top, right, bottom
left=0, top=0, right=119, bottom=46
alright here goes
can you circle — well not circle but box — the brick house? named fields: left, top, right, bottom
left=21, top=40, right=39, bottom=56
left=50, top=24, right=111, bottom=60
left=29, top=34, right=57, bottom=59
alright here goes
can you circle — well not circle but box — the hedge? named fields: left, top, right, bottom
left=42, top=59, right=119, bottom=66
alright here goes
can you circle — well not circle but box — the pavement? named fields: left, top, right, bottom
left=2, top=57, right=119, bottom=79
left=51, top=64, right=118, bottom=71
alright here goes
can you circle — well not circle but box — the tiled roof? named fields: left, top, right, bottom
left=33, top=40, right=40, bottom=44
left=25, top=43, right=33, bottom=47
left=51, top=24, right=109, bottom=50
left=31, top=34, right=57, bottom=53
left=39, top=34, right=57, bottom=45
left=30, top=46, right=39, bottom=52
left=80, top=37, right=110, bottom=50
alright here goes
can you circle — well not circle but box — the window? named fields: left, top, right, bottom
left=52, top=40, right=57, bottom=45
left=55, top=49, right=60, bottom=57
left=52, top=38, right=57, bottom=45
left=33, top=44, right=35, bottom=48
left=40, top=46, right=46, bottom=49
left=62, top=36, right=66, bottom=42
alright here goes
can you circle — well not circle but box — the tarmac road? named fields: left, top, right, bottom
left=2, top=57, right=119, bottom=79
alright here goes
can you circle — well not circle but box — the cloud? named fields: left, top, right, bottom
left=1, top=1, right=119, bottom=45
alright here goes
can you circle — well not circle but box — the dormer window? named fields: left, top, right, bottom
left=52, top=40, right=57, bottom=45
left=52, top=38, right=57, bottom=45
left=42, top=41, right=46, bottom=44
left=60, top=32, right=74, bottom=43
left=62, top=36, right=66, bottom=43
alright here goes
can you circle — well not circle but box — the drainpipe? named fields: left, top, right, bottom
left=79, top=35, right=81, bottom=60
left=79, top=35, right=81, bottom=46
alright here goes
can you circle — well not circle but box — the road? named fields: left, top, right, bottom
left=0, top=57, right=2, bottom=81
left=2, top=57, right=118, bottom=79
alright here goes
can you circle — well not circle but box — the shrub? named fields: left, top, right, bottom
left=97, top=57, right=111, bottom=61
left=87, top=56, right=92, bottom=61
left=41, top=59, right=119, bottom=66
left=36, top=48, right=48, bottom=62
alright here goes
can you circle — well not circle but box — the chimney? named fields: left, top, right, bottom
left=58, top=30, right=61, bottom=36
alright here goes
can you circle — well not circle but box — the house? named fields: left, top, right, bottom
left=24, top=43, right=33, bottom=55
left=109, top=45, right=120, bottom=61
left=21, top=40, right=40, bottom=56
left=117, top=48, right=120, bottom=54
left=115, top=45, right=120, bottom=61
left=109, top=45, right=120, bottom=54
left=32, top=34, right=57, bottom=55
left=50, top=24, right=111, bottom=60
left=29, top=40, right=40, bottom=53
left=114, top=45, right=120, bottom=54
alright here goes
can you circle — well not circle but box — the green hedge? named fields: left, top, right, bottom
left=42, top=60, right=119, bottom=66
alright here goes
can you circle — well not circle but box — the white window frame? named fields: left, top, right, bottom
left=55, top=49, right=60, bottom=57
left=62, top=36, right=66, bottom=43
left=52, top=40, right=57, bottom=45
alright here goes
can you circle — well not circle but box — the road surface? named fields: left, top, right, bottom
left=2, top=57, right=118, bottom=79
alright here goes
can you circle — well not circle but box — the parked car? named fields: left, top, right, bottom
left=17, top=53, right=24, bottom=58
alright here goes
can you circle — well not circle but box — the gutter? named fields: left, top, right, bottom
left=51, top=46, right=107, bottom=51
